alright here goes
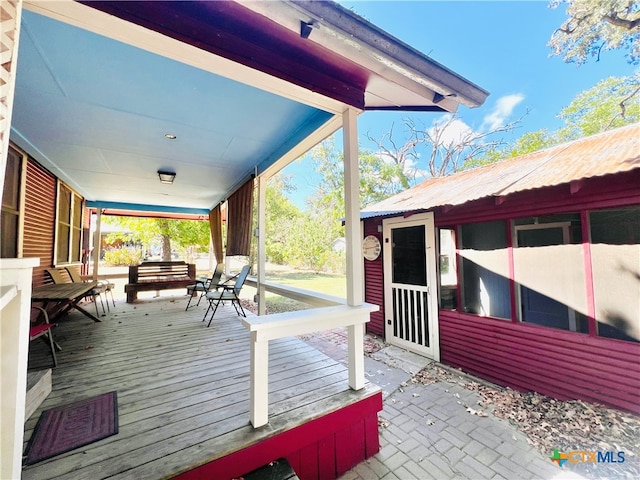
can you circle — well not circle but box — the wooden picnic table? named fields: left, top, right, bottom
left=32, top=282, right=101, bottom=322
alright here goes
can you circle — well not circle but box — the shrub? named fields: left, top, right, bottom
left=104, top=248, right=142, bottom=266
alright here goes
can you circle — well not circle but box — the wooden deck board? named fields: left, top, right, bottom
left=23, top=295, right=379, bottom=479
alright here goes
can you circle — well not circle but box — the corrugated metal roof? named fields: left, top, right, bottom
left=361, top=123, right=640, bottom=219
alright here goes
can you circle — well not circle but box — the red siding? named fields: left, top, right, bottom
left=362, top=171, right=640, bottom=413
left=23, top=158, right=56, bottom=287
left=174, top=392, right=382, bottom=480
left=363, top=219, right=384, bottom=336
left=440, top=311, right=640, bottom=413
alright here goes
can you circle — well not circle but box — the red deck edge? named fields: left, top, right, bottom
left=173, top=391, right=383, bottom=480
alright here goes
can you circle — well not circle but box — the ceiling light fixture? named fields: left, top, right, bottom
left=164, top=133, right=177, bottom=139
left=158, top=170, right=176, bottom=184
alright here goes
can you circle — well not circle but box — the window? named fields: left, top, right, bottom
left=590, top=206, right=640, bottom=343
left=513, top=213, right=589, bottom=333
left=55, top=183, right=83, bottom=264
left=438, top=228, right=457, bottom=310
left=1, top=146, right=23, bottom=258
left=392, top=225, right=427, bottom=286
left=460, top=221, right=510, bottom=319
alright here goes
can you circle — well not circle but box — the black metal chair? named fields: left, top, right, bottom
left=202, top=265, right=251, bottom=327
left=185, top=263, right=225, bottom=310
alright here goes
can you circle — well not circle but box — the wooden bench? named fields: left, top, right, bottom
left=125, top=261, right=196, bottom=303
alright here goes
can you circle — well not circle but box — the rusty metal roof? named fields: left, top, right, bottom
left=361, top=123, right=640, bottom=218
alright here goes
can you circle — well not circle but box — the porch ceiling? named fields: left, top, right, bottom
left=11, top=1, right=488, bottom=215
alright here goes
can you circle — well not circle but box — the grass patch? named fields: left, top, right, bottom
left=265, top=270, right=346, bottom=298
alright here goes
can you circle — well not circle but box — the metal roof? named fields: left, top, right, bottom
left=361, top=123, right=640, bottom=219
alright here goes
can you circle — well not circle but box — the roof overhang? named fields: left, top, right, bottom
left=11, top=1, right=488, bottom=216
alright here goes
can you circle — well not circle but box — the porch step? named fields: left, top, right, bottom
left=25, top=369, right=52, bottom=421
left=241, top=458, right=299, bottom=480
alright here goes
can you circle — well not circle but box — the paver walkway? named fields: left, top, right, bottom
left=300, top=329, right=580, bottom=480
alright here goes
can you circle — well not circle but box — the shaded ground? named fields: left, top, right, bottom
left=302, top=328, right=639, bottom=480
left=412, top=364, right=640, bottom=479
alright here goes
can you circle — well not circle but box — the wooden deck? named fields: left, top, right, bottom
left=24, top=293, right=381, bottom=479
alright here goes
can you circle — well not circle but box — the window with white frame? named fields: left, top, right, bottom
left=56, top=183, right=83, bottom=264
left=1, top=146, right=24, bottom=258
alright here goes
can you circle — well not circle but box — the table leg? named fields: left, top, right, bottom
left=71, top=302, right=102, bottom=322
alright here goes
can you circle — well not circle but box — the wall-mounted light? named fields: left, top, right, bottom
left=300, top=20, right=313, bottom=39
left=158, top=170, right=176, bottom=184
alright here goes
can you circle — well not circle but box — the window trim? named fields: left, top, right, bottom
left=2, top=144, right=27, bottom=258
left=54, top=181, right=84, bottom=265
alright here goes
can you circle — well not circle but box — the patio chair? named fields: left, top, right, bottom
left=185, top=262, right=225, bottom=310
left=202, top=265, right=251, bottom=327
left=30, top=306, right=58, bottom=367
left=46, top=267, right=104, bottom=317
left=65, top=266, right=115, bottom=312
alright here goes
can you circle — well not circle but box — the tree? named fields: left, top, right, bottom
left=104, top=216, right=209, bottom=262
left=466, top=74, right=640, bottom=166
left=548, top=0, right=640, bottom=65
left=556, top=74, right=640, bottom=138
left=370, top=113, right=525, bottom=178
left=264, top=174, right=303, bottom=264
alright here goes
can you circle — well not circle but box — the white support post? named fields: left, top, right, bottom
left=249, top=331, right=269, bottom=428
left=257, top=176, right=267, bottom=316
left=342, top=107, right=363, bottom=307
left=92, top=209, right=102, bottom=281
left=342, top=107, right=366, bottom=391
left=348, top=322, right=365, bottom=390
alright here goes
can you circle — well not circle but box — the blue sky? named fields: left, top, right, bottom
left=282, top=1, right=637, bottom=208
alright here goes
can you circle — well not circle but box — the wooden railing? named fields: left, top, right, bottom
left=241, top=303, right=379, bottom=428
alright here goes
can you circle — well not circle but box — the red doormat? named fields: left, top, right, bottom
left=24, top=391, right=118, bottom=465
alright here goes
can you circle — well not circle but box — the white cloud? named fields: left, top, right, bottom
left=482, top=93, right=525, bottom=131
left=430, top=115, right=475, bottom=147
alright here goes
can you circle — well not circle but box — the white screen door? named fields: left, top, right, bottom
left=383, top=213, right=439, bottom=359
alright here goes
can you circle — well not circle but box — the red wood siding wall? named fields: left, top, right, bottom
left=440, top=310, right=640, bottom=413
left=363, top=218, right=384, bottom=336
left=362, top=171, right=640, bottom=412
left=23, top=158, right=56, bottom=287
left=174, top=392, right=382, bottom=480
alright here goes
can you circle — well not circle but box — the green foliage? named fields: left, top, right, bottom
left=103, top=247, right=141, bottom=266
left=549, top=0, right=640, bottom=65
left=102, top=216, right=210, bottom=261
left=265, top=174, right=303, bottom=264
left=469, top=74, right=639, bottom=166
left=556, top=74, right=640, bottom=139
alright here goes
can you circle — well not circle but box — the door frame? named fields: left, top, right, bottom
left=382, top=212, right=440, bottom=360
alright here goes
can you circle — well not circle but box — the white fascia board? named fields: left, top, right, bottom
left=24, top=0, right=345, bottom=115
left=243, top=1, right=487, bottom=110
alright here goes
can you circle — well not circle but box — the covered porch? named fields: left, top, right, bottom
left=1, top=1, right=488, bottom=478
left=24, top=294, right=381, bottom=479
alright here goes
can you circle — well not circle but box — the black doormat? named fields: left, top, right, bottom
left=24, top=391, right=118, bottom=465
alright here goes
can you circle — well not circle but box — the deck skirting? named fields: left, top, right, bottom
left=173, top=391, right=383, bottom=480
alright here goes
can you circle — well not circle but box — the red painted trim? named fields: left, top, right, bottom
left=318, top=435, right=337, bottom=480
left=173, top=393, right=382, bottom=480
left=580, top=210, right=597, bottom=336
left=335, top=420, right=366, bottom=476
left=455, top=225, right=463, bottom=312
left=81, top=1, right=368, bottom=109
left=506, top=219, right=518, bottom=323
